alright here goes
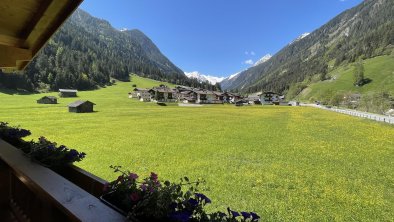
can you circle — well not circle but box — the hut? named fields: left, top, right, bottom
left=68, top=101, right=95, bottom=113
left=37, top=96, right=57, bottom=104
left=59, top=89, right=78, bottom=97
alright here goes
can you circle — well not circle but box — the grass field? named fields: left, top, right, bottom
left=1, top=75, right=393, bottom=221
left=298, top=55, right=394, bottom=101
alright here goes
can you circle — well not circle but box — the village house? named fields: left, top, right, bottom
left=59, top=89, right=78, bottom=97
left=213, top=92, right=225, bottom=102
left=149, top=86, right=177, bottom=103
left=176, top=86, right=194, bottom=92
left=68, top=100, right=95, bottom=113
left=178, top=90, right=196, bottom=103
left=247, top=95, right=261, bottom=104
left=194, top=90, right=218, bottom=104
left=130, top=88, right=151, bottom=102
left=223, top=92, right=242, bottom=103
left=37, top=96, right=57, bottom=104
left=259, top=92, right=281, bottom=105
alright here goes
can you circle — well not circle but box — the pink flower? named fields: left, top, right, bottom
left=150, top=172, right=158, bottom=181
left=130, top=192, right=140, bottom=202
left=128, top=173, right=139, bottom=180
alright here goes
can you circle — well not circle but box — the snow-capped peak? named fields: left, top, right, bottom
left=254, top=54, right=272, bottom=66
left=299, top=32, right=310, bottom=39
left=120, top=28, right=128, bottom=32
left=290, top=32, right=310, bottom=45
left=184, top=71, right=224, bottom=84
left=228, top=72, right=240, bottom=80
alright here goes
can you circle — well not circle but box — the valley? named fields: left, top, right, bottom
left=1, top=75, right=393, bottom=221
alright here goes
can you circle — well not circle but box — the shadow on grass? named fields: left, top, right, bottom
left=0, top=87, right=37, bottom=95
left=363, top=78, right=373, bottom=85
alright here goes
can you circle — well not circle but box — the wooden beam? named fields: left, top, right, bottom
left=0, top=45, right=31, bottom=68
left=20, top=0, right=53, bottom=40
left=0, top=33, right=25, bottom=48
left=26, top=0, right=82, bottom=54
left=16, top=61, right=30, bottom=71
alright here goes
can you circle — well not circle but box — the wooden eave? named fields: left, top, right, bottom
left=0, top=0, right=83, bottom=71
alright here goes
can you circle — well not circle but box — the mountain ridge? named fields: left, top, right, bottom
left=0, top=8, right=213, bottom=91
left=221, top=0, right=394, bottom=95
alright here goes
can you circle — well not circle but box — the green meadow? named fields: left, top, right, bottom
left=299, top=55, right=394, bottom=101
left=1, top=75, right=393, bottom=221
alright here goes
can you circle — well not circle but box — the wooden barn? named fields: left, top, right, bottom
left=37, top=96, right=57, bottom=104
left=68, top=100, right=95, bottom=113
left=59, top=89, right=78, bottom=97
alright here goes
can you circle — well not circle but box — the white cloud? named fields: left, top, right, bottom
left=245, top=51, right=256, bottom=56
left=244, top=59, right=254, bottom=65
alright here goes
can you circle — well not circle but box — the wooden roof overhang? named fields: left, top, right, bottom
left=0, top=0, right=83, bottom=71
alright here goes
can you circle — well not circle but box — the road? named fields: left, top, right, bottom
left=300, top=103, right=394, bottom=125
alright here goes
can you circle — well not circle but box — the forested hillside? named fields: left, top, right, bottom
left=0, top=9, right=213, bottom=91
left=222, top=0, right=394, bottom=96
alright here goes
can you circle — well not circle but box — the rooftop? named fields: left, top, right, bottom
left=59, top=89, right=78, bottom=93
left=0, top=0, right=82, bottom=71
left=68, top=100, right=95, bottom=108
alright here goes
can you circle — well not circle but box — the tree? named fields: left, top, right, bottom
left=353, top=60, right=365, bottom=86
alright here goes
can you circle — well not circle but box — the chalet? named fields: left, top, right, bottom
left=224, top=92, right=242, bottom=103
left=259, top=92, right=281, bottom=105
left=68, top=100, right=95, bottom=113
left=195, top=90, right=218, bottom=104
left=213, top=91, right=225, bottom=102
left=130, top=88, right=151, bottom=101
left=59, top=89, right=78, bottom=97
left=37, top=96, right=57, bottom=104
left=176, top=86, right=194, bottom=92
left=178, top=90, right=196, bottom=103
left=149, top=86, right=177, bottom=102
left=247, top=95, right=261, bottom=104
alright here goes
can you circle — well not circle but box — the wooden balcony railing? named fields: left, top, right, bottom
left=0, top=139, right=126, bottom=222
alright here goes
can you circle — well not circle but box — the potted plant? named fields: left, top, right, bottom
left=28, top=136, right=86, bottom=169
left=101, top=166, right=260, bottom=222
left=0, top=122, right=31, bottom=152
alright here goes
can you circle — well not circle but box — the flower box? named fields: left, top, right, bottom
left=100, top=191, right=128, bottom=216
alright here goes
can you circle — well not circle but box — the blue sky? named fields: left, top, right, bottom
left=80, top=0, right=363, bottom=77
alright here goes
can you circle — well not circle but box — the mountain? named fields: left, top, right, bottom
left=220, top=54, right=272, bottom=90
left=289, top=33, right=310, bottom=45
left=184, top=71, right=224, bottom=85
left=254, top=54, right=272, bottom=66
left=222, top=0, right=394, bottom=95
left=0, top=9, right=205, bottom=91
